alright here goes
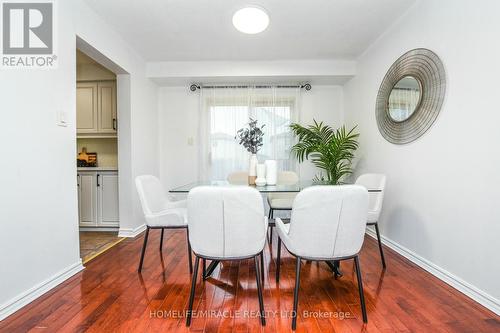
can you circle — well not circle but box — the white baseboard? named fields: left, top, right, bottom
left=366, top=227, right=500, bottom=316
left=118, top=223, right=146, bottom=238
left=0, top=260, right=84, bottom=321
left=79, top=226, right=119, bottom=232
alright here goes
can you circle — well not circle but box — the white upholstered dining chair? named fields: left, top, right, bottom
left=186, top=186, right=268, bottom=326
left=275, top=185, right=369, bottom=329
left=135, top=175, right=193, bottom=273
left=267, top=171, right=299, bottom=242
left=355, top=173, right=387, bottom=268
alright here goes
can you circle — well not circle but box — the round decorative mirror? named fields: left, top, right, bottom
left=376, top=48, right=446, bottom=144
left=388, top=76, right=422, bottom=122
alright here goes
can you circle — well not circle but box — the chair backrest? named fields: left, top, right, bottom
left=355, top=174, right=386, bottom=219
left=277, top=171, right=299, bottom=185
left=288, top=185, right=368, bottom=259
left=187, top=186, right=266, bottom=259
left=135, top=175, right=169, bottom=216
left=227, top=171, right=249, bottom=184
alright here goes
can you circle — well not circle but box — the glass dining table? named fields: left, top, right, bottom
left=169, top=180, right=382, bottom=193
left=169, top=180, right=381, bottom=279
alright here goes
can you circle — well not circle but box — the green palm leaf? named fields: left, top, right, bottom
left=290, top=120, right=359, bottom=185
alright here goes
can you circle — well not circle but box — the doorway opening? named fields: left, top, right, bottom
left=75, top=38, right=128, bottom=264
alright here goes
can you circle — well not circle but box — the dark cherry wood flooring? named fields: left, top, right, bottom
left=1, top=230, right=498, bottom=332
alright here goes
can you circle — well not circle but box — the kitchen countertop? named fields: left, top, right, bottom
left=77, top=166, right=118, bottom=171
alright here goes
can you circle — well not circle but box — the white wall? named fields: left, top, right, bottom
left=158, top=87, right=198, bottom=190
left=158, top=85, right=344, bottom=190
left=147, top=59, right=355, bottom=86
left=0, top=0, right=158, bottom=319
left=344, top=0, right=500, bottom=313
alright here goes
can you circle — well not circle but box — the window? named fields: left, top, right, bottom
left=199, top=87, right=301, bottom=181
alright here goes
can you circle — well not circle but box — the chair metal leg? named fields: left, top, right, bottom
left=276, top=237, right=281, bottom=282
left=254, top=256, right=266, bottom=326
left=186, top=256, right=200, bottom=326
left=267, top=207, right=272, bottom=242
left=354, top=256, right=368, bottom=323
left=268, top=208, right=274, bottom=243
left=202, top=258, right=206, bottom=277
left=186, top=230, right=193, bottom=274
left=138, top=227, right=150, bottom=272
left=325, top=260, right=342, bottom=278
left=374, top=223, right=387, bottom=268
left=334, top=260, right=342, bottom=278
left=260, top=252, right=265, bottom=282
left=159, top=228, right=164, bottom=251
left=292, top=256, right=301, bottom=330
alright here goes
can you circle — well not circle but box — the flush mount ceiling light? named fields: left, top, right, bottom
left=232, top=7, right=269, bottom=34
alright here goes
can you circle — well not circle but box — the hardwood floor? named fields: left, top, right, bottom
left=1, top=229, right=498, bottom=332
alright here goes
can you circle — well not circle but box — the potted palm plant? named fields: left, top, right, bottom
left=290, top=120, right=359, bottom=185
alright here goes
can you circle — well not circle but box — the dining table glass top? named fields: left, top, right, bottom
left=169, top=180, right=381, bottom=193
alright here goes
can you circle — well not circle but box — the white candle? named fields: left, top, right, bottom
left=265, top=160, right=277, bottom=185
left=255, top=164, right=267, bottom=186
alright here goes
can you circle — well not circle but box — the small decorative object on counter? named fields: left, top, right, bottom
left=264, top=160, right=277, bottom=185
left=77, top=147, right=98, bottom=167
left=255, top=164, right=267, bottom=186
left=235, top=118, right=265, bottom=185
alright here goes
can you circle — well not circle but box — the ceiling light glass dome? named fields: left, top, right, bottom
left=232, top=7, right=269, bottom=34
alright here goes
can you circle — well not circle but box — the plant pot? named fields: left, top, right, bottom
left=248, top=154, right=258, bottom=185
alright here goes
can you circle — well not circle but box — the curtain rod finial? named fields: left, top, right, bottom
left=302, top=83, right=312, bottom=91
left=190, top=84, right=200, bottom=92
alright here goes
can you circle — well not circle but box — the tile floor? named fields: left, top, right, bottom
left=79, top=231, right=123, bottom=263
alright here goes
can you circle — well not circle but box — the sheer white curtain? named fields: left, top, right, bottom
left=198, top=86, right=301, bottom=181
left=388, top=88, right=420, bottom=121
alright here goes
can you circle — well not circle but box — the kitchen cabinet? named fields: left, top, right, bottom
left=76, top=82, right=98, bottom=134
left=78, top=170, right=119, bottom=228
left=78, top=172, right=97, bottom=226
left=97, top=81, right=117, bottom=133
left=98, top=172, right=119, bottom=226
left=77, top=81, right=117, bottom=136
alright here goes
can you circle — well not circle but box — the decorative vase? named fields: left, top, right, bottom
left=255, top=164, right=267, bottom=186
left=248, top=154, right=258, bottom=185
left=265, top=160, right=277, bottom=185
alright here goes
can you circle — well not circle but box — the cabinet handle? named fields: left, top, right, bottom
left=77, top=175, right=80, bottom=187
left=113, top=118, right=117, bottom=131
left=97, top=174, right=100, bottom=187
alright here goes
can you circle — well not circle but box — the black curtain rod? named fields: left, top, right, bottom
left=189, top=83, right=311, bottom=91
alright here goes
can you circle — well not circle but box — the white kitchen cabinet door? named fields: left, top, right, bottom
left=78, top=173, right=97, bottom=226
left=76, top=82, right=98, bottom=133
left=98, top=172, right=119, bottom=226
left=97, top=82, right=117, bottom=134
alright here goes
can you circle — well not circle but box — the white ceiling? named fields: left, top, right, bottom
left=84, top=0, right=415, bottom=62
